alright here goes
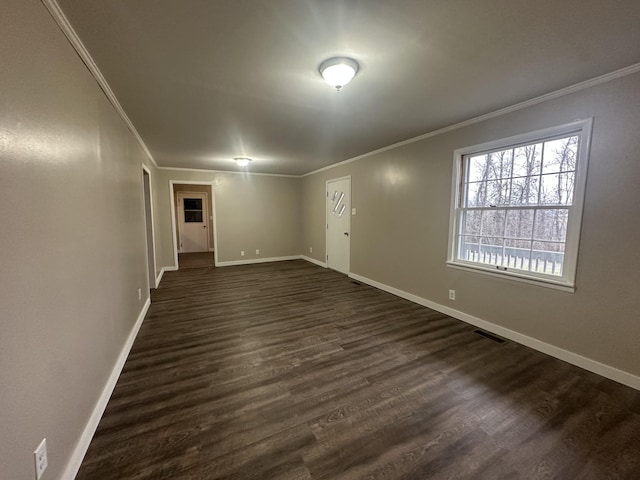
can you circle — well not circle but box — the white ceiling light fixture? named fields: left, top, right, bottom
left=234, top=157, right=252, bottom=167
left=319, top=57, right=359, bottom=91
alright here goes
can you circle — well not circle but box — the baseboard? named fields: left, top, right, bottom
left=216, top=255, right=301, bottom=267
left=208, top=248, right=215, bottom=252
left=155, top=269, right=164, bottom=288
left=163, top=255, right=325, bottom=270
left=300, top=255, right=327, bottom=268
left=61, top=297, right=151, bottom=479
left=349, top=272, right=640, bottom=391
left=156, top=265, right=178, bottom=286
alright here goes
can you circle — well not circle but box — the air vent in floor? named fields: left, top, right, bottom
left=473, top=329, right=506, bottom=344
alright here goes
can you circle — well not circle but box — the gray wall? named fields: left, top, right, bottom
left=302, top=72, right=640, bottom=379
left=2, top=2, right=638, bottom=479
left=0, top=1, right=156, bottom=479
left=155, top=170, right=302, bottom=267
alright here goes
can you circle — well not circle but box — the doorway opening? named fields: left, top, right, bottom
left=142, top=165, right=157, bottom=293
left=170, top=181, right=217, bottom=269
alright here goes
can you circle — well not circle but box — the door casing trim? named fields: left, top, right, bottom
left=169, top=180, right=218, bottom=269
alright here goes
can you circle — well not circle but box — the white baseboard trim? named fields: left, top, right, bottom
left=155, top=270, right=164, bottom=288
left=300, top=255, right=327, bottom=268
left=62, top=297, right=150, bottom=479
left=156, top=265, right=178, bottom=287
left=161, top=255, right=327, bottom=270
left=208, top=248, right=215, bottom=252
left=216, top=255, right=301, bottom=267
left=349, top=272, right=640, bottom=391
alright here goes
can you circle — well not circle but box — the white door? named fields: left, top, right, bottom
left=178, top=193, right=209, bottom=253
left=326, top=177, right=351, bottom=274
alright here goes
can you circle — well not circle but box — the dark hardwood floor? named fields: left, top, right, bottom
left=178, top=252, right=215, bottom=269
left=76, top=260, right=640, bottom=480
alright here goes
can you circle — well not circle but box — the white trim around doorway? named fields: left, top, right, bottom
left=169, top=180, right=219, bottom=268
left=141, top=164, right=159, bottom=288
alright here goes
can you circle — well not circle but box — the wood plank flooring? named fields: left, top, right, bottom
left=76, top=260, right=640, bottom=479
left=178, top=252, right=215, bottom=269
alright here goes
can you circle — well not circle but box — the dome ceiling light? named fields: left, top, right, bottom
left=234, top=157, right=252, bottom=167
left=319, top=57, right=359, bottom=91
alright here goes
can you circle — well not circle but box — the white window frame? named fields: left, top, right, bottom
left=447, top=118, right=593, bottom=292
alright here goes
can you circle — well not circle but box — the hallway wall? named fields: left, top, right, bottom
left=0, top=1, right=157, bottom=478
left=155, top=169, right=302, bottom=267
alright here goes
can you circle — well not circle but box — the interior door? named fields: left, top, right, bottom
left=178, top=193, right=209, bottom=252
left=326, top=177, right=351, bottom=274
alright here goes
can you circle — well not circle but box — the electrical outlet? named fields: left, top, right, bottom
left=138, top=288, right=142, bottom=301
left=449, top=289, right=456, bottom=301
left=255, top=249, right=260, bottom=255
left=34, top=438, right=48, bottom=480
left=241, top=250, right=245, bottom=256
left=309, top=247, right=313, bottom=253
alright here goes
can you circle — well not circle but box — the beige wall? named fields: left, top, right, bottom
left=2, top=3, right=638, bottom=479
left=0, top=1, right=156, bottom=479
left=155, top=170, right=302, bottom=266
left=302, top=72, right=640, bottom=379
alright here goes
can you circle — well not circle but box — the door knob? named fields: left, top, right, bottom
left=344, top=232, right=349, bottom=236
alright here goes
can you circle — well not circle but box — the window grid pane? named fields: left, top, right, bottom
left=458, top=133, right=578, bottom=278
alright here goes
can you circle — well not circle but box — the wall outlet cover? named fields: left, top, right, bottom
left=34, top=438, right=48, bottom=480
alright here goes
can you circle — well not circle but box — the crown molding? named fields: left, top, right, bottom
left=158, top=166, right=299, bottom=178
left=41, top=0, right=158, bottom=168
left=303, top=62, right=640, bottom=177
left=38, top=0, right=640, bottom=179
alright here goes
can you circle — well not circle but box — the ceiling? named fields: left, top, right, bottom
left=56, top=0, right=640, bottom=175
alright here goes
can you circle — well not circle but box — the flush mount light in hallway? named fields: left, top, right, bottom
left=234, top=157, right=252, bottom=167
left=319, top=57, right=359, bottom=91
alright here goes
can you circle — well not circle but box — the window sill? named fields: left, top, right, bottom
left=446, top=261, right=576, bottom=293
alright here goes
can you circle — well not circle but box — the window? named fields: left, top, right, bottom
left=183, top=198, right=203, bottom=222
left=447, top=119, right=592, bottom=291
